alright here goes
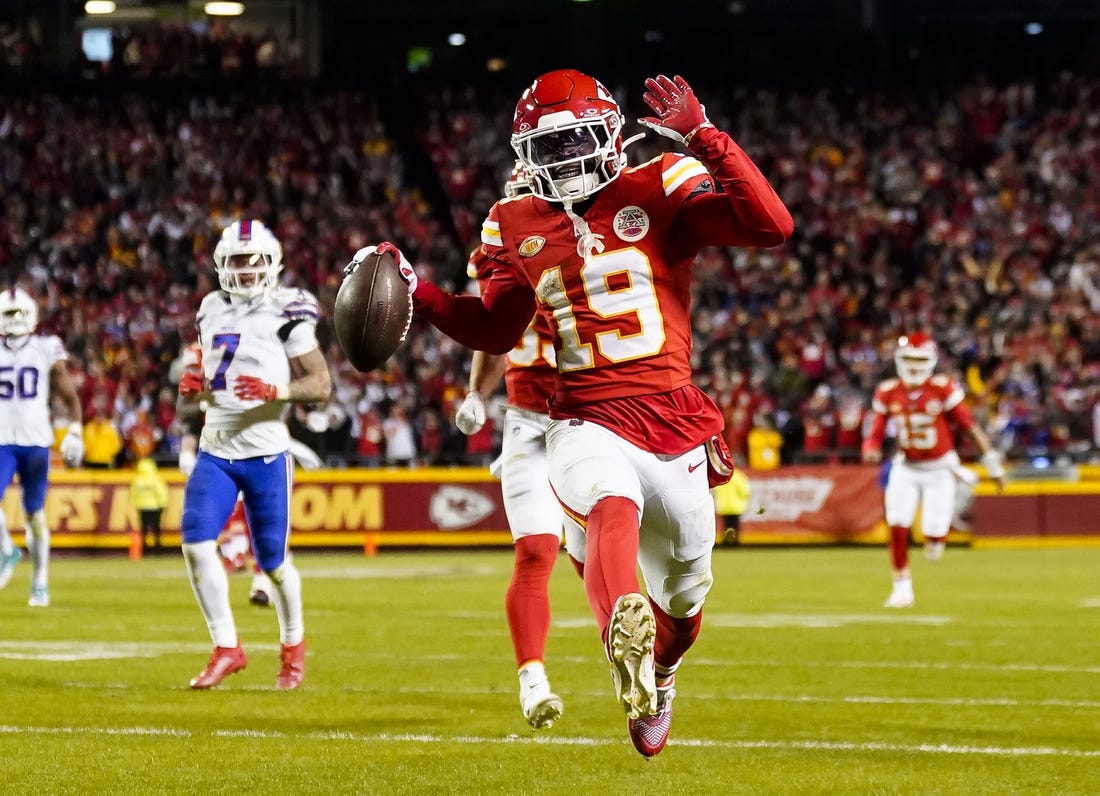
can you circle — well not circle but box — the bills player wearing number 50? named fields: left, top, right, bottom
left=177, top=219, right=331, bottom=690
left=862, top=333, right=1007, bottom=609
left=368, top=70, right=792, bottom=756
left=0, top=287, right=84, bottom=607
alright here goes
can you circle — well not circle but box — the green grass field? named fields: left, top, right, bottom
left=0, top=544, right=1097, bottom=795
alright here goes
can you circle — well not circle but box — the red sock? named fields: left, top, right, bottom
left=650, top=598, right=701, bottom=677
left=583, top=496, right=641, bottom=638
left=890, top=525, right=910, bottom=571
left=506, top=534, right=560, bottom=667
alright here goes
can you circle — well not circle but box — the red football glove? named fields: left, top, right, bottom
left=234, top=375, right=284, bottom=402
left=179, top=370, right=204, bottom=398
left=378, top=241, right=418, bottom=293
left=638, top=74, right=714, bottom=147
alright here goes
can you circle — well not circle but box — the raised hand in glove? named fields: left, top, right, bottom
left=348, top=242, right=417, bottom=294
left=638, top=74, right=714, bottom=146
left=59, top=422, right=84, bottom=468
left=234, top=375, right=288, bottom=402
left=178, top=369, right=205, bottom=399
left=455, top=391, right=487, bottom=436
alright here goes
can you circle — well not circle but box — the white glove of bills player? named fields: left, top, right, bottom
left=455, top=391, right=487, bottom=436
left=59, top=422, right=84, bottom=467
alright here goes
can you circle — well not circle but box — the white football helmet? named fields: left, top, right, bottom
left=212, top=219, right=283, bottom=299
left=894, top=333, right=938, bottom=386
left=0, top=287, right=38, bottom=338
left=510, top=69, right=626, bottom=203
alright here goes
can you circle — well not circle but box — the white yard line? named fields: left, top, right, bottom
left=0, top=724, right=1095, bottom=757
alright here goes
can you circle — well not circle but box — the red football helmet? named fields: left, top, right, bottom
left=894, top=333, right=938, bottom=386
left=510, top=69, right=625, bottom=203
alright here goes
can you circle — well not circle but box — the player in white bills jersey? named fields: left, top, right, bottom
left=359, top=70, right=790, bottom=756
left=862, top=333, right=1006, bottom=608
left=455, top=244, right=586, bottom=731
left=0, top=287, right=83, bottom=607
left=178, top=219, right=331, bottom=690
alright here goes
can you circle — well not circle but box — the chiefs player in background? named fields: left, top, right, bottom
left=355, top=70, right=792, bottom=755
left=862, top=333, right=1007, bottom=608
left=455, top=269, right=586, bottom=731
left=453, top=172, right=586, bottom=732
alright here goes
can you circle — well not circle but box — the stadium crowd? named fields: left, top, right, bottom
left=3, top=69, right=1100, bottom=470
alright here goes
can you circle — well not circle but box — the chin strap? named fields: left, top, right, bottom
left=561, top=200, right=605, bottom=263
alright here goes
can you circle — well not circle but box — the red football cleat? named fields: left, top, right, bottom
left=628, top=679, right=676, bottom=758
left=190, top=644, right=247, bottom=689
left=277, top=640, right=306, bottom=690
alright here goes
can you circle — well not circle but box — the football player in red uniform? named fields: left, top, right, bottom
left=355, top=70, right=792, bottom=755
left=862, top=333, right=1007, bottom=608
left=456, top=254, right=587, bottom=730
left=454, top=170, right=588, bottom=732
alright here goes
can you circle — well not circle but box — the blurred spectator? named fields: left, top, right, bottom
left=748, top=412, right=783, bottom=471
left=83, top=396, right=122, bottom=469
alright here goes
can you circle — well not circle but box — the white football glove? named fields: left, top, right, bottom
left=455, top=391, right=487, bottom=436
left=981, top=449, right=1006, bottom=480
left=59, top=422, right=84, bottom=467
left=348, top=242, right=417, bottom=294
left=178, top=447, right=197, bottom=477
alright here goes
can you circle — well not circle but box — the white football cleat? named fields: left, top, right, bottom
left=605, top=592, right=657, bottom=719
left=884, top=583, right=914, bottom=609
left=0, top=548, right=22, bottom=590
left=924, top=539, right=946, bottom=561
left=28, top=587, right=50, bottom=608
left=520, top=680, right=563, bottom=730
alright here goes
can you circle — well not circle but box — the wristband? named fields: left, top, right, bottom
left=684, top=122, right=716, bottom=147
left=67, top=421, right=83, bottom=437
left=276, top=384, right=290, bottom=401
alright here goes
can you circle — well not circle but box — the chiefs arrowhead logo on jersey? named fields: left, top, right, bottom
left=429, top=486, right=496, bottom=529
left=519, top=236, right=546, bottom=257
left=613, top=206, right=650, bottom=242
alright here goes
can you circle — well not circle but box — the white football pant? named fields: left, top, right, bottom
left=545, top=418, right=714, bottom=618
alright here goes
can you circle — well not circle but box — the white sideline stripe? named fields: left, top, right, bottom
left=554, top=612, right=953, bottom=629
left=0, top=725, right=1096, bottom=758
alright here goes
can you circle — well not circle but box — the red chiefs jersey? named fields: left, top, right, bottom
left=415, top=127, right=793, bottom=454
left=504, top=314, right=557, bottom=413
left=472, top=251, right=556, bottom=414
left=865, top=374, right=975, bottom=462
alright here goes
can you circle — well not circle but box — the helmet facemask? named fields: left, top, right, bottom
left=0, top=288, right=38, bottom=339
left=513, top=113, right=623, bottom=203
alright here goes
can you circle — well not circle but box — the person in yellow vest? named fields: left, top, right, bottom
left=712, top=460, right=751, bottom=546
left=130, top=458, right=169, bottom=554
left=747, top=411, right=783, bottom=471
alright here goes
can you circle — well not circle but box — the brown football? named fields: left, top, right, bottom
left=333, top=248, right=413, bottom=372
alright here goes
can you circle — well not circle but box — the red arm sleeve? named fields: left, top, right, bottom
left=861, top=412, right=888, bottom=457
left=946, top=400, right=976, bottom=431
left=672, top=126, right=794, bottom=250
left=412, top=264, right=536, bottom=355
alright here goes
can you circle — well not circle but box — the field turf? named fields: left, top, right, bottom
left=0, top=545, right=1097, bottom=795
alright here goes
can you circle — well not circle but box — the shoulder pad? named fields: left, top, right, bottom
left=274, top=288, right=321, bottom=323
